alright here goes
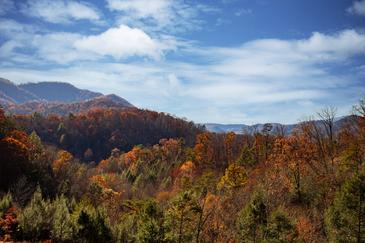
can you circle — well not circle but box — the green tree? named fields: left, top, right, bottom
left=166, top=191, right=198, bottom=243
left=326, top=170, right=365, bottom=243
left=136, top=200, right=166, bottom=243
left=237, top=192, right=267, bottom=243
left=77, top=207, right=112, bottom=243
left=265, top=209, right=295, bottom=243
left=18, top=187, right=53, bottom=240
left=0, top=193, right=12, bottom=218
left=51, top=195, right=75, bottom=242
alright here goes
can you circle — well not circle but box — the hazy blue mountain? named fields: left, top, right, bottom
left=204, top=116, right=353, bottom=135
left=0, top=78, right=134, bottom=115
left=204, top=123, right=295, bottom=135
left=0, top=78, right=40, bottom=104
left=19, top=81, right=103, bottom=103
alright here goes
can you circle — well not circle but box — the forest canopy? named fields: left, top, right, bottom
left=1, top=99, right=365, bottom=242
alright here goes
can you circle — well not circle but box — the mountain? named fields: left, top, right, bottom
left=19, top=81, right=102, bottom=103
left=205, top=116, right=353, bottom=135
left=204, top=123, right=295, bottom=135
left=0, top=78, right=40, bottom=104
left=3, top=95, right=134, bottom=116
left=0, top=78, right=134, bottom=115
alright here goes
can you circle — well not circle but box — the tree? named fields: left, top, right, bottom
left=326, top=170, right=365, bottom=243
left=51, top=195, right=75, bottom=242
left=236, top=146, right=256, bottom=167
left=265, top=209, right=295, bottom=243
left=224, top=132, right=236, bottom=164
left=77, top=207, right=112, bottom=243
left=0, top=136, right=30, bottom=191
left=0, top=193, right=18, bottom=241
left=217, top=164, right=247, bottom=192
left=0, top=193, right=12, bottom=218
left=136, top=200, right=166, bottom=242
left=236, top=192, right=267, bottom=243
left=166, top=191, right=198, bottom=243
left=18, top=187, right=53, bottom=240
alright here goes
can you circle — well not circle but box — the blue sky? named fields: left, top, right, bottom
left=0, top=0, right=365, bottom=124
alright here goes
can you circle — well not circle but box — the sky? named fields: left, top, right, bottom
left=0, top=0, right=365, bottom=124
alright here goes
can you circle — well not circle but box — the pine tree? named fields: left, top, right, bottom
left=51, top=195, right=75, bottom=242
left=265, top=209, right=295, bottom=243
left=236, top=192, right=268, bottom=243
left=136, top=200, right=166, bottom=243
left=18, top=187, right=53, bottom=240
left=326, top=170, right=365, bottom=243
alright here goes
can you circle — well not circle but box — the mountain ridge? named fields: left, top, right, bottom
left=204, top=116, right=353, bottom=135
left=0, top=77, right=134, bottom=115
left=18, top=81, right=103, bottom=103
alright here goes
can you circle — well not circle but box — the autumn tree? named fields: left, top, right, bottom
left=194, top=132, right=215, bottom=168
left=0, top=134, right=30, bottom=191
left=217, top=163, right=247, bottom=192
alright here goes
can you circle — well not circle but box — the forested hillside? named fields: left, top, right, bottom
left=1, top=98, right=365, bottom=242
left=14, top=108, right=203, bottom=162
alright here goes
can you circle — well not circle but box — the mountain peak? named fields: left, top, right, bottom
left=0, top=78, right=134, bottom=114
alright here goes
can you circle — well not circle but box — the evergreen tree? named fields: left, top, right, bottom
left=236, top=192, right=267, bottom=243
left=326, top=170, right=365, bottom=243
left=77, top=207, right=112, bottom=243
left=265, top=209, right=295, bottom=243
left=18, top=187, right=53, bottom=240
left=136, top=200, right=166, bottom=243
left=51, top=195, right=75, bottom=242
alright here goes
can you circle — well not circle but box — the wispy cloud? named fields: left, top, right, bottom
left=0, top=0, right=14, bottom=16
left=235, top=9, right=253, bottom=16
left=347, top=0, right=365, bottom=16
left=107, top=0, right=217, bottom=33
left=20, top=0, right=101, bottom=24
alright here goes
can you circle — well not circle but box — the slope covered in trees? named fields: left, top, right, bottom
left=1, top=99, right=365, bottom=242
left=14, top=108, right=204, bottom=162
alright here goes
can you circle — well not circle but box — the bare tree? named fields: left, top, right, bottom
left=317, top=107, right=337, bottom=166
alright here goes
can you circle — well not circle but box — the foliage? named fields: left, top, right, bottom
left=0, top=98, right=364, bottom=242
left=326, top=170, right=365, bottom=243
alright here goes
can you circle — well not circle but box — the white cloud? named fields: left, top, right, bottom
left=0, top=20, right=176, bottom=63
left=1, top=28, right=365, bottom=123
left=20, top=0, right=101, bottom=24
left=107, top=0, right=215, bottom=33
left=0, top=0, right=14, bottom=16
left=347, top=0, right=365, bottom=16
left=74, top=25, right=163, bottom=60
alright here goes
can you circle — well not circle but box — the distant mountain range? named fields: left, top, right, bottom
left=204, top=123, right=296, bottom=135
left=204, top=116, right=354, bottom=135
left=0, top=77, right=133, bottom=115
